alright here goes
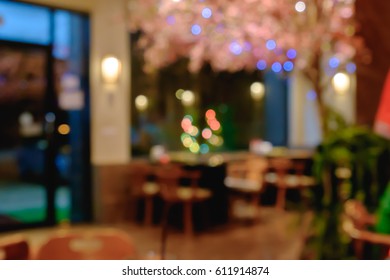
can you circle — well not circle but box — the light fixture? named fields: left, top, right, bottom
left=332, top=72, right=350, bottom=94
left=101, top=55, right=121, bottom=85
left=135, top=95, right=149, bottom=111
left=181, top=90, right=195, bottom=106
left=250, top=82, right=265, bottom=101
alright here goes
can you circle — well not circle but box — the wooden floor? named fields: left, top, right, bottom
left=1, top=207, right=312, bottom=260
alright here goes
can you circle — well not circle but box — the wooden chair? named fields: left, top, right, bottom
left=0, top=234, right=29, bottom=260
left=225, top=156, right=268, bottom=220
left=35, top=228, right=137, bottom=260
left=265, top=158, right=316, bottom=210
left=127, top=163, right=159, bottom=225
left=343, top=199, right=390, bottom=259
left=156, top=165, right=212, bottom=237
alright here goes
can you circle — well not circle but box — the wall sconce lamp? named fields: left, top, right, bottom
left=332, top=72, right=350, bottom=95
left=101, top=55, right=121, bottom=85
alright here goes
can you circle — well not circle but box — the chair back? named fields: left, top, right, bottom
left=35, top=228, right=137, bottom=260
left=127, top=163, right=153, bottom=195
left=245, top=157, right=268, bottom=183
left=0, top=234, right=29, bottom=260
left=155, top=165, right=201, bottom=200
left=269, top=158, right=292, bottom=187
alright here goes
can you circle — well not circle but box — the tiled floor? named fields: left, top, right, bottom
left=1, top=207, right=312, bottom=260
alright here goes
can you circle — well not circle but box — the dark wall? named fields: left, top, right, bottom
left=355, top=0, right=390, bottom=126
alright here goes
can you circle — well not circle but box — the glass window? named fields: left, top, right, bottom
left=0, top=1, right=51, bottom=45
left=53, top=10, right=71, bottom=59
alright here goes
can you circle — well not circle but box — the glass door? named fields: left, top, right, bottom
left=0, top=41, right=65, bottom=230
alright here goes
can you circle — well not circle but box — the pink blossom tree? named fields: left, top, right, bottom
left=127, top=0, right=366, bottom=134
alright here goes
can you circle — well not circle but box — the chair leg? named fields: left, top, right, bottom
left=144, top=196, right=153, bottom=226
left=160, top=202, right=171, bottom=260
left=251, top=193, right=261, bottom=220
left=276, top=188, right=286, bottom=210
left=183, top=202, right=193, bottom=237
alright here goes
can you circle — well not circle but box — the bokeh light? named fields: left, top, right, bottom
left=209, top=120, right=221, bottom=131
left=189, top=126, right=199, bottom=136
left=205, top=109, right=216, bottom=120
left=271, top=62, right=282, bottom=73
left=175, top=89, right=184, bottom=99
left=329, top=57, right=340, bottom=69
left=45, top=112, right=56, bottom=123
left=200, top=143, right=210, bottom=154
left=266, top=40, right=276, bottom=50
left=202, top=128, right=212, bottom=139
left=256, top=60, right=267, bottom=71
left=183, top=136, right=193, bottom=148
left=295, top=1, right=306, bottom=13
left=286, top=49, right=297, bottom=59
left=135, top=95, right=149, bottom=111
left=181, top=90, right=195, bottom=106
left=189, top=142, right=200, bottom=153
left=283, top=61, right=294, bottom=72
left=181, top=117, right=192, bottom=131
left=191, top=24, right=202, bottom=35
left=166, top=16, right=175, bottom=25
left=183, top=114, right=193, bottom=122
left=250, top=82, right=265, bottom=100
left=19, top=112, right=33, bottom=126
left=229, top=41, right=243, bottom=55
left=58, top=124, right=70, bottom=135
left=346, top=62, right=357, bottom=74
left=306, top=90, right=317, bottom=101
left=332, top=72, right=350, bottom=94
left=202, top=7, right=212, bottom=19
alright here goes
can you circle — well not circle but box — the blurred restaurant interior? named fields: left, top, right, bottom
left=0, top=0, right=389, bottom=260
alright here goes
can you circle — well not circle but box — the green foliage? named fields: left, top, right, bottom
left=311, top=126, right=390, bottom=259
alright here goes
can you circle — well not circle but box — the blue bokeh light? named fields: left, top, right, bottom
left=191, top=24, right=202, bottom=35
left=306, top=90, right=317, bottom=101
left=286, top=49, right=297, bottom=59
left=200, top=144, right=210, bottom=154
left=229, top=41, right=243, bottom=55
left=256, top=60, right=267, bottom=70
left=346, top=62, right=357, bottom=74
left=271, top=62, right=282, bottom=73
left=329, top=57, right=340, bottom=69
left=202, top=7, right=212, bottom=19
left=283, top=61, right=294, bottom=72
left=266, top=40, right=277, bottom=50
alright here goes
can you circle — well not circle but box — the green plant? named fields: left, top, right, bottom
left=311, top=126, right=390, bottom=259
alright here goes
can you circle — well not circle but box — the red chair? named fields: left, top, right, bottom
left=0, top=234, right=29, bottom=260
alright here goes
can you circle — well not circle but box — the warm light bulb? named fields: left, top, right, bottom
left=58, top=124, right=71, bottom=135
left=250, top=82, right=265, bottom=100
left=295, top=1, right=306, bottom=13
left=101, top=56, right=121, bottom=84
left=135, top=95, right=149, bottom=111
left=181, top=90, right=195, bottom=106
left=332, top=72, right=350, bottom=94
